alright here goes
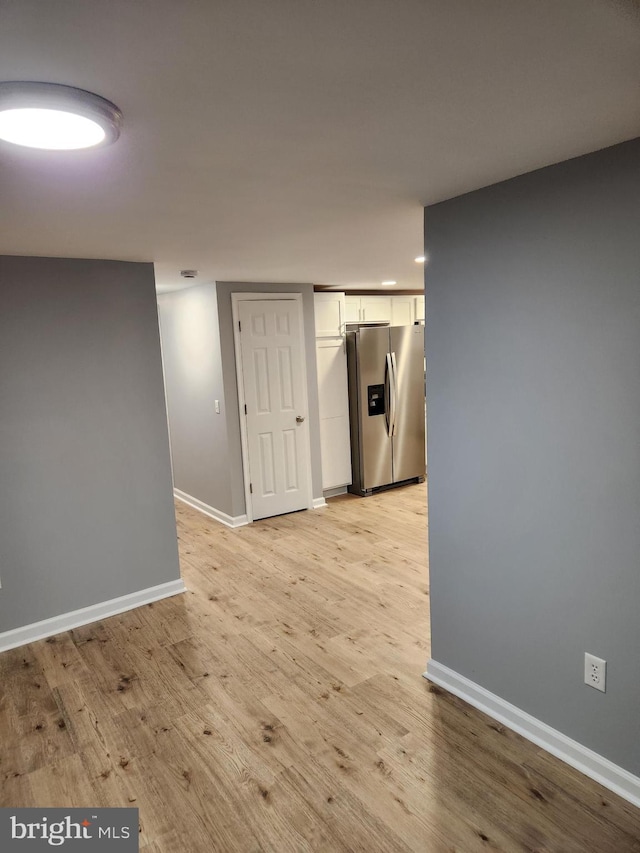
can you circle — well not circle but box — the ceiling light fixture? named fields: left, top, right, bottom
left=0, top=82, right=122, bottom=150
left=414, top=255, right=426, bottom=263
left=381, top=280, right=397, bottom=286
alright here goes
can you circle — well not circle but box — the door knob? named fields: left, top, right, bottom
left=296, top=415, right=305, bottom=423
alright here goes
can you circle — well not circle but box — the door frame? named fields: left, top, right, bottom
left=231, top=292, right=315, bottom=523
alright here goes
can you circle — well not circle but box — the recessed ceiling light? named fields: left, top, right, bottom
left=414, top=256, right=426, bottom=263
left=381, top=280, right=397, bottom=286
left=0, top=82, right=122, bottom=150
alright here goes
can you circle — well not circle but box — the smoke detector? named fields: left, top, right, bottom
left=180, top=269, right=198, bottom=279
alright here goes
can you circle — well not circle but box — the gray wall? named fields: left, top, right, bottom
left=0, top=257, right=180, bottom=634
left=216, top=282, right=324, bottom=518
left=425, top=138, right=640, bottom=775
left=158, top=281, right=323, bottom=520
left=158, top=284, right=233, bottom=516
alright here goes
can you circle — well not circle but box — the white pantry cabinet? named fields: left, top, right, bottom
left=315, top=339, right=352, bottom=490
left=313, top=293, right=352, bottom=490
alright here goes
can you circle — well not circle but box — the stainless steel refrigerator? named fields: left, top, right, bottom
left=346, top=324, right=425, bottom=496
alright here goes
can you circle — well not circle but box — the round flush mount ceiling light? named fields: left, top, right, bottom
left=381, top=280, right=397, bottom=286
left=0, top=82, right=122, bottom=150
left=414, top=255, right=426, bottom=263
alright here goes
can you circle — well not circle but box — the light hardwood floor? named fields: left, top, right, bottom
left=2, top=484, right=640, bottom=851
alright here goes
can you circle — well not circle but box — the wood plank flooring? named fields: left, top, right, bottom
left=2, top=484, right=640, bottom=851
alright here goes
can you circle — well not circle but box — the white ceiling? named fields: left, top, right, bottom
left=0, top=0, right=639, bottom=293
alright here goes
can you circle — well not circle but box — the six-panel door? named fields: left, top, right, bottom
left=238, top=300, right=311, bottom=520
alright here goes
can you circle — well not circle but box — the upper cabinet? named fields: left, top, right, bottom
left=390, top=296, right=414, bottom=326
left=346, top=295, right=390, bottom=323
left=345, top=294, right=424, bottom=326
left=361, top=296, right=392, bottom=322
left=314, top=292, right=345, bottom=338
left=344, top=297, right=360, bottom=323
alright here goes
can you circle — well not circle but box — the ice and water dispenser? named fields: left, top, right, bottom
left=367, top=383, right=385, bottom=416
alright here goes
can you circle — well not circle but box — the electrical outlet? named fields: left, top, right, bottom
left=584, top=653, right=606, bottom=693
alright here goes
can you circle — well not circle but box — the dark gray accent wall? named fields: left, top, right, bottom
left=0, top=257, right=180, bottom=634
left=425, top=138, right=640, bottom=774
left=158, top=284, right=233, bottom=516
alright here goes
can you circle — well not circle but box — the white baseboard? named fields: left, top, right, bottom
left=424, top=660, right=640, bottom=809
left=174, top=488, right=249, bottom=528
left=312, top=497, right=328, bottom=509
left=0, top=579, right=186, bottom=654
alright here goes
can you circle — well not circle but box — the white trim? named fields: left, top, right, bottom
left=0, top=579, right=186, bottom=653
left=312, top=497, right=328, bottom=509
left=424, top=659, right=640, bottom=809
left=231, top=293, right=255, bottom=523
left=174, top=488, right=249, bottom=528
left=231, top=292, right=315, bottom=522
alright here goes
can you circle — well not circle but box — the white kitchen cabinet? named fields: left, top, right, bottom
left=344, top=296, right=360, bottom=323
left=390, top=296, right=414, bottom=326
left=315, top=338, right=352, bottom=489
left=361, top=296, right=392, bottom=322
left=345, top=294, right=423, bottom=325
left=345, top=295, right=392, bottom=323
left=314, top=292, right=345, bottom=337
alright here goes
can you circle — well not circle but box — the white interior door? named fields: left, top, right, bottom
left=237, top=299, right=311, bottom=520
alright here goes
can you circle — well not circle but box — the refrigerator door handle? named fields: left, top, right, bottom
left=386, top=351, right=397, bottom=437
left=385, top=352, right=393, bottom=437
left=390, top=351, right=398, bottom=436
